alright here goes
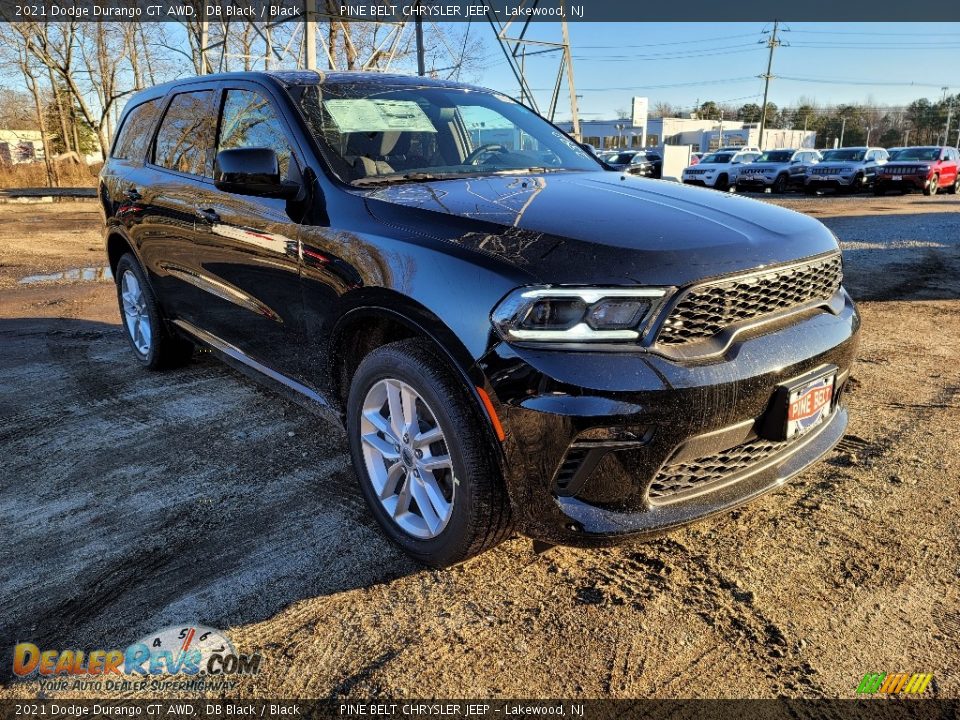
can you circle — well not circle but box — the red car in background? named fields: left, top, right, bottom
left=875, top=146, right=960, bottom=196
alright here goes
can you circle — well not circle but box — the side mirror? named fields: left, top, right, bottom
left=214, top=148, right=299, bottom=199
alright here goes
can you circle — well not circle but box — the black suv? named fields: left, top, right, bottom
left=101, top=71, right=860, bottom=567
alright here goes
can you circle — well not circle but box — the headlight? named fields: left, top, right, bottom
left=491, top=286, right=668, bottom=344
left=917, top=166, right=931, bottom=175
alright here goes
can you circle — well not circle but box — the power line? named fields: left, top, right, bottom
left=526, top=76, right=760, bottom=92
left=778, top=75, right=953, bottom=88
left=788, top=29, right=960, bottom=37
left=576, top=32, right=762, bottom=49
left=573, top=47, right=761, bottom=62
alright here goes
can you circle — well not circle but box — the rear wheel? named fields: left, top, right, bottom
left=114, top=254, right=192, bottom=370
left=947, top=176, right=959, bottom=195
left=924, top=174, right=939, bottom=196
left=346, top=339, right=512, bottom=567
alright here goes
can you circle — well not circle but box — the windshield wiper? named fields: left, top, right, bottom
left=351, top=172, right=478, bottom=187
left=351, top=167, right=568, bottom=187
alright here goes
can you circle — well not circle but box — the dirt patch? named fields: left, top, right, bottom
left=1, top=197, right=958, bottom=699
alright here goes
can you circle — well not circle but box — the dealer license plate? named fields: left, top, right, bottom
left=786, top=372, right=835, bottom=439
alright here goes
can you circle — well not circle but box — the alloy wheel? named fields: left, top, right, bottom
left=121, top=271, right=151, bottom=355
left=359, top=378, right=455, bottom=539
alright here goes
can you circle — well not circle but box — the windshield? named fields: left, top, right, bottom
left=822, top=149, right=866, bottom=162
left=701, top=153, right=733, bottom=164
left=292, top=82, right=598, bottom=184
left=756, top=151, right=794, bottom=163
left=606, top=152, right=636, bottom=164
left=889, top=147, right=940, bottom=161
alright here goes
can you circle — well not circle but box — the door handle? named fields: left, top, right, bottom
left=195, top=207, right=221, bottom=224
left=123, top=187, right=141, bottom=201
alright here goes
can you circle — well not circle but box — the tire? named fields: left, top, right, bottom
left=346, top=339, right=512, bottom=567
left=715, top=174, right=729, bottom=192
left=772, top=174, right=789, bottom=194
left=804, top=185, right=818, bottom=196
left=947, top=177, right=959, bottom=195
left=873, top=185, right=886, bottom=196
left=923, top=174, right=939, bottom=196
left=114, top=253, right=193, bottom=370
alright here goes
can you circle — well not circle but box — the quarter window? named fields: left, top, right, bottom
left=217, top=89, right=293, bottom=178
left=153, top=90, right=217, bottom=177
left=112, top=99, right=163, bottom=161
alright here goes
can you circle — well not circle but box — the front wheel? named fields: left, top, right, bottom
left=772, top=174, right=789, bottom=194
left=346, top=339, right=512, bottom=567
left=924, top=174, right=939, bottom=196
left=114, top=254, right=192, bottom=369
left=714, top=174, right=729, bottom=191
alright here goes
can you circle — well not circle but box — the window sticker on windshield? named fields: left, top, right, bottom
left=323, top=99, right=436, bottom=133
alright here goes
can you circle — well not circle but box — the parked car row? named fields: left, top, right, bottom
left=599, top=148, right=663, bottom=178
left=677, top=146, right=960, bottom=197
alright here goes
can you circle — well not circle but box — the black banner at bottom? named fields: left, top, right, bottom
left=2, top=699, right=959, bottom=720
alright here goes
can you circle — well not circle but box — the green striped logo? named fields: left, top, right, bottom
left=857, top=673, right=933, bottom=694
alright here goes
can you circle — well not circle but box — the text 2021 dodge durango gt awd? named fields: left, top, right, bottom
left=100, top=71, right=860, bottom=566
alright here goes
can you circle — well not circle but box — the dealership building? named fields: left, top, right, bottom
left=558, top=117, right=816, bottom=153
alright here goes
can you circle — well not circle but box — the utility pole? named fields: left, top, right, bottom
left=944, top=98, right=953, bottom=147
left=304, top=0, right=317, bottom=70
left=561, top=17, right=580, bottom=141
left=839, top=116, right=846, bottom=147
left=415, top=1, right=426, bottom=77
left=758, top=20, right=780, bottom=151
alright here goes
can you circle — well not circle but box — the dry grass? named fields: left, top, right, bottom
left=0, top=160, right=101, bottom=188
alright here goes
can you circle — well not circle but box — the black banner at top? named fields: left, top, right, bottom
left=1, top=0, right=960, bottom=23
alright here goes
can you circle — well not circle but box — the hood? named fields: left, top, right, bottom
left=361, top=171, right=840, bottom=287
left=740, top=161, right=789, bottom=170
left=816, top=160, right=865, bottom=169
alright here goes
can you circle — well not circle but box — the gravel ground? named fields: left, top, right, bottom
left=1, top=193, right=958, bottom=699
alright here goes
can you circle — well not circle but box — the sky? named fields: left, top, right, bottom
left=467, top=22, right=960, bottom=121
left=5, top=20, right=958, bottom=126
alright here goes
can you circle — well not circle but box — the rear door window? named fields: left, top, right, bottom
left=153, top=90, right=217, bottom=177
left=112, top=99, right=163, bottom=161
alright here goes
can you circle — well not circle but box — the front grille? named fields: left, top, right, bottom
left=882, top=165, right=922, bottom=175
left=655, top=254, right=842, bottom=346
left=649, top=436, right=790, bottom=503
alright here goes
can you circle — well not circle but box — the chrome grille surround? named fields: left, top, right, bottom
left=655, top=254, right=843, bottom=347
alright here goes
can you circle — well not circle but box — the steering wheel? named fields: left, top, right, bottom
left=464, top=143, right=509, bottom=166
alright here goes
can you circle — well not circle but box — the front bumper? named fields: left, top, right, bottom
left=682, top=177, right=715, bottom=187
left=477, top=289, right=860, bottom=546
left=806, top=174, right=861, bottom=189
left=735, top=176, right=775, bottom=189
left=875, top=175, right=929, bottom=191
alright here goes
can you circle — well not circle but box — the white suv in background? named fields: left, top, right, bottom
left=681, top=150, right=761, bottom=191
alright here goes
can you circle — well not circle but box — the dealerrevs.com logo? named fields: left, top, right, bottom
left=857, top=672, right=934, bottom=695
left=13, top=625, right=261, bottom=693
